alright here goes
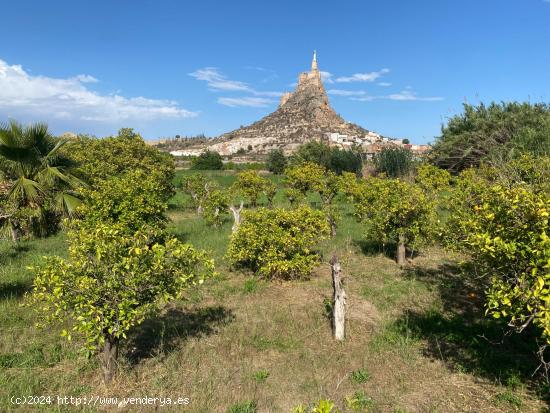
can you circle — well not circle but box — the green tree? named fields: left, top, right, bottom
left=414, top=163, right=451, bottom=194
left=352, top=178, right=437, bottom=265
left=458, top=184, right=550, bottom=347
left=28, top=224, right=214, bottom=383
left=266, top=149, right=287, bottom=174
left=373, top=147, right=413, bottom=178
left=232, top=170, right=271, bottom=207
left=429, top=102, right=550, bottom=173
left=77, top=169, right=168, bottom=233
left=191, top=150, right=223, bottom=170
left=292, top=141, right=362, bottom=175
left=203, top=189, right=229, bottom=227
left=0, top=120, right=85, bottom=240
left=66, top=128, right=174, bottom=199
left=181, top=173, right=213, bottom=215
left=227, top=206, right=329, bottom=279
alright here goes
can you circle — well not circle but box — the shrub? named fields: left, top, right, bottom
left=373, top=147, right=413, bottom=178
left=203, top=189, right=229, bottom=227
left=429, top=102, right=550, bottom=173
left=66, top=128, right=174, bottom=198
left=352, top=178, right=437, bottom=265
left=266, top=149, right=287, bottom=174
left=415, top=163, right=451, bottom=194
left=461, top=184, right=550, bottom=345
left=292, top=141, right=362, bottom=175
left=28, top=223, right=214, bottom=383
left=232, top=170, right=272, bottom=207
left=77, top=169, right=169, bottom=233
left=181, top=173, right=213, bottom=215
left=191, top=150, right=223, bottom=170
left=227, top=206, right=329, bottom=279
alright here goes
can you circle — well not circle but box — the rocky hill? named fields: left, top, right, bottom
left=206, top=52, right=376, bottom=156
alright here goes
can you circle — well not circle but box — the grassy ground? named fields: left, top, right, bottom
left=0, top=170, right=548, bottom=412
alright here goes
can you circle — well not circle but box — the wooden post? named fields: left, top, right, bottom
left=229, top=201, right=244, bottom=233
left=330, top=255, right=346, bottom=341
left=396, top=233, right=406, bottom=266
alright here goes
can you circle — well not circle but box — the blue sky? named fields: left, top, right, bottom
left=1, top=0, right=549, bottom=144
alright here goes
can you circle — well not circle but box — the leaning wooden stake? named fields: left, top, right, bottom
left=330, top=255, right=346, bottom=341
left=229, top=201, right=244, bottom=233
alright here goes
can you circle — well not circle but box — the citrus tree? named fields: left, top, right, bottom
left=77, top=169, right=168, bottom=233
left=227, top=206, right=329, bottom=279
left=28, top=224, right=214, bottom=383
left=181, top=173, right=213, bottom=215
left=232, top=170, right=272, bottom=207
left=415, top=163, right=451, bottom=194
left=352, top=178, right=437, bottom=265
left=203, top=189, right=229, bottom=227
left=66, top=128, right=174, bottom=199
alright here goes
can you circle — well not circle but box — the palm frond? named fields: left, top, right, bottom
left=54, top=192, right=83, bottom=217
left=8, top=177, right=43, bottom=204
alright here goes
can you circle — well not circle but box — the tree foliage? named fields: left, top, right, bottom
left=267, top=148, right=287, bottom=174
left=203, top=189, right=229, bottom=227
left=414, top=163, right=452, bottom=194
left=191, top=150, right=223, bottom=170
left=350, top=177, right=437, bottom=264
left=227, top=206, right=329, bottom=279
left=231, top=170, right=272, bottom=207
left=28, top=224, right=214, bottom=382
left=373, top=147, right=413, bottom=178
left=292, top=141, right=362, bottom=175
left=67, top=128, right=174, bottom=198
left=429, top=102, right=550, bottom=173
left=76, top=169, right=168, bottom=233
left=181, top=173, right=213, bottom=214
left=458, top=183, right=550, bottom=343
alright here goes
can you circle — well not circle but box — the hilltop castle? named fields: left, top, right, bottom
left=169, top=52, right=423, bottom=158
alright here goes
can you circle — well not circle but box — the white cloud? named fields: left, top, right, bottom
left=217, top=97, right=274, bottom=108
left=0, top=59, right=197, bottom=123
left=378, top=82, right=392, bottom=87
left=189, top=67, right=251, bottom=92
left=328, top=89, right=366, bottom=97
left=387, top=89, right=443, bottom=101
left=191, top=67, right=281, bottom=107
left=348, top=88, right=443, bottom=102
left=336, top=68, right=390, bottom=83
left=320, top=71, right=334, bottom=84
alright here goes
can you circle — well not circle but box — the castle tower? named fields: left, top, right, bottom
left=311, top=50, right=318, bottom=72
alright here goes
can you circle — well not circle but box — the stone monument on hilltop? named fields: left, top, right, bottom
left=206, top=51, right=379, bottom=156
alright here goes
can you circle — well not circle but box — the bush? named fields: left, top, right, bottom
left=227, top=206, right=329, bottom=279
left=456, top=182, right=550, bottom=345
left=292, top=141, right=362, bottom=175
left=351, top=178, right=437, bottom=264
left=232, top=170, right=272, bottom=207
left=77, top=169, right=169, bottom=233
left=415, top=163, right=451, bottom=194
left=429, top=102, right=550, bottom=173
left=191, top=150, right=223, bottom=170
left=373, top=147, right=413, bottom=178
left=28, top=223, right=214, bottom=383
left=267, top=149, right=287, bottom=174
left=67, top=128, right=174, bottom=198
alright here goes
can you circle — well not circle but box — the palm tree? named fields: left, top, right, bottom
left=0, top=120, right=86, bottom=241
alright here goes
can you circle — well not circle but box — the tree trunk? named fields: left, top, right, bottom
left=100, top=335, right=119, bottom=384
left=10, top=222, right=20, bottom=243
left=396, top=233, right=406, bottom=266
left=328, top=216, right=337, bottom=238
left=197, top=204, right=203, bottom=216
left=330, top=255, right=346, bottom=341
left=229, top=201, right=244, bottom=233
